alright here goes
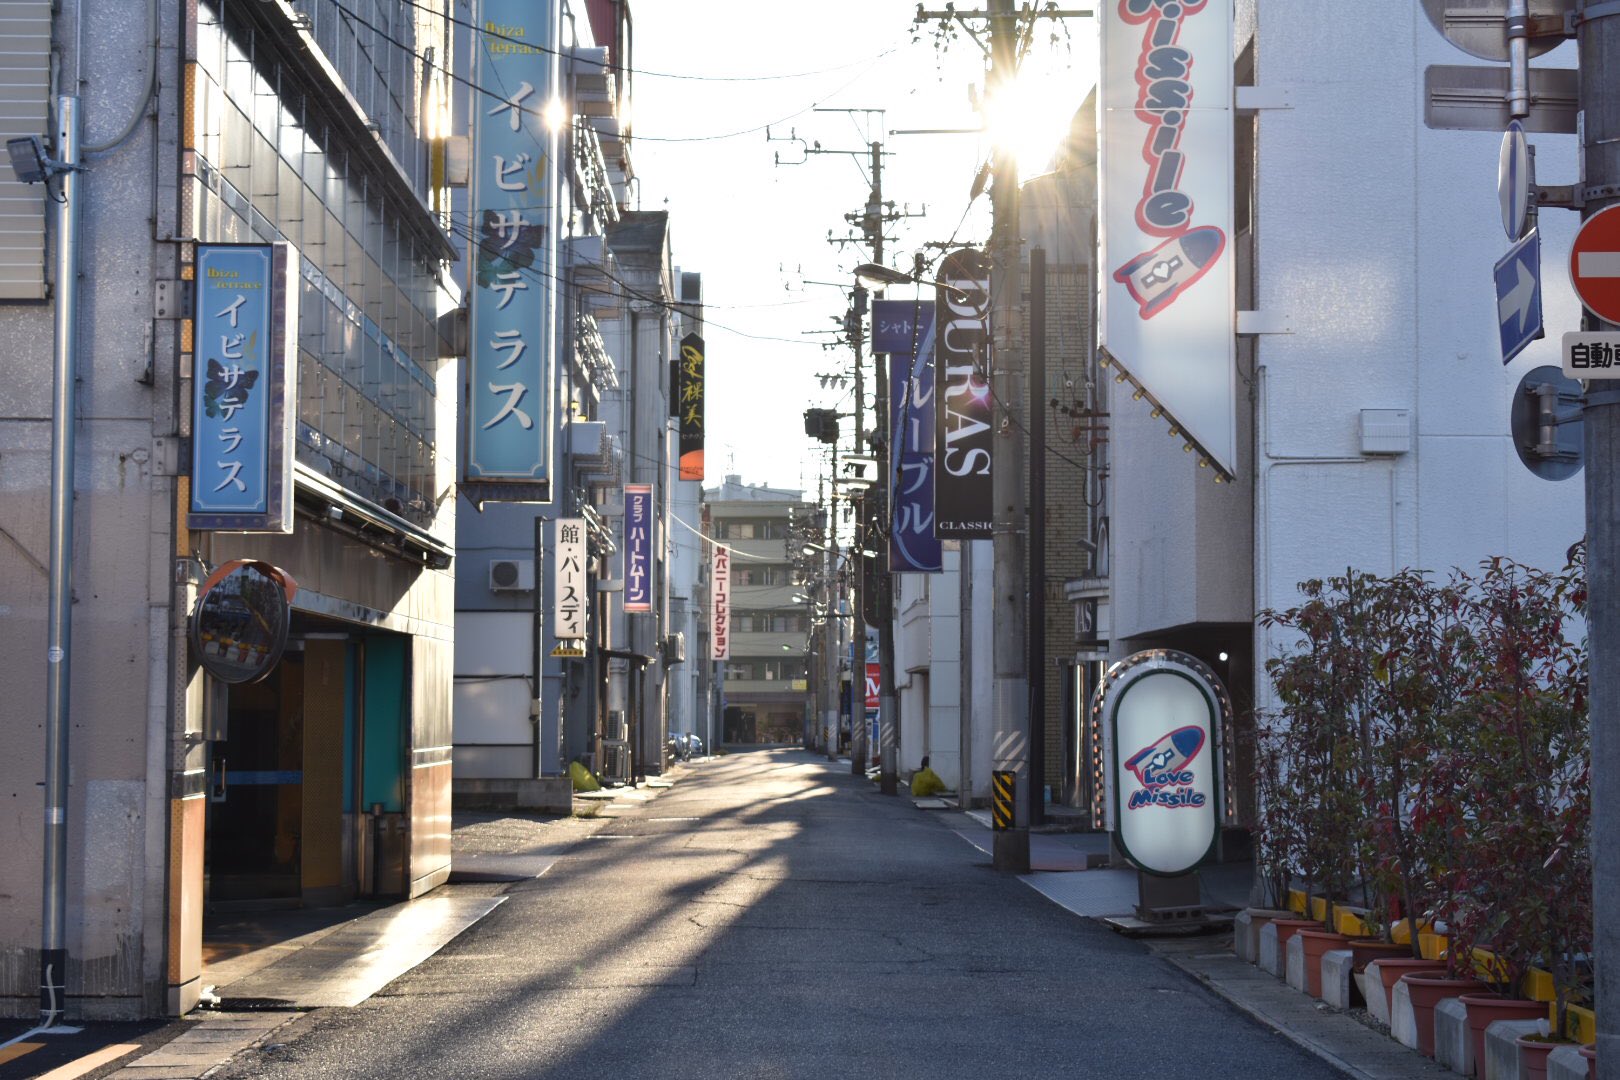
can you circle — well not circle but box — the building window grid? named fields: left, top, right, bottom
left=724, top=659, right=807, bottom=683
left=196, top=2, right=444, bottom=521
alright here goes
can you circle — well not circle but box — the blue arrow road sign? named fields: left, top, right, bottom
left=1496, top=227, right=1543, bottom=365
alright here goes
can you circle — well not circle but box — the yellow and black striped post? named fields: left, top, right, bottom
left=992, top=770, right=1016, bottom=831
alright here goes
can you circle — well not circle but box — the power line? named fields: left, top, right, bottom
left=439, top=216, right=823, bottom=345
left=390, top=0, right=903, bottom=84
left=323, top=0, right=890, bottom=144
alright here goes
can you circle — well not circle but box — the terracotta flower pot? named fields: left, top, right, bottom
left=1459, top=994, right=1548, bottom=1077
left=1269, top=917, right=1320, bottom=954
left=1297, top=929, right=1351, bottom=998
left=1374, top=957, right=1447, bottom=1016
left=1403, top=973, right=1487, bottom=1057
left=1516, top=1035, right=1569, bottom=1080
left=1580, top=1043, right=1596, bottom=1078
left=1347, top=938, right=1413, bottom=973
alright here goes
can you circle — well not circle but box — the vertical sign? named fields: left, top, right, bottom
left=710, top=544, right=731, bottom=660
left=876, top=300, right=942, bottom=572
left=934, top=249, right=993, bottom=538
left=678, top=333, right=705, bottom=481
left=466, top=0, right=558, bottom=491
left=624, top=484, right=653, bottom=613
left=1099, top=0, right=1236, bottom=477
left=190, top=243, right=296, bottom=533
left=553, top=518, right=586, bottom=640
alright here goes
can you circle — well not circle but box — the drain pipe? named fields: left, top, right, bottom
left=40, top=93, right=83, bottom=1027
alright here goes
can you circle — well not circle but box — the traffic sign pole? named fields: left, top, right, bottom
left=1582, top=6, right=1620, bottom=1075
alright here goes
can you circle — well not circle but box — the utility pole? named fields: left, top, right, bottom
left=825, top=451, right=842, bottom=762
left=986, top=0, right=1031, bottom=869
left=848, top=292, right=867, bottom=770
left=1028, top=247, right=1047, bottom=828
left=866, top=139, right=902, bottom=797
left=914, top=0, right=1083, bottom=868
left=1582, top=6, right=1620, bottom=1072
left=784, top=115, right=916, bottom=782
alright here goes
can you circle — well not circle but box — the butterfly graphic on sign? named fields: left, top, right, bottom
left=202, top=358, right=260, bottom=420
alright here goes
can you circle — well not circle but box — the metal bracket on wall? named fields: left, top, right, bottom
left=151, top=435, right=188, bottom=476
left=1234, top=86, right=1290, bottom=112
left=153, top=279, right=191, bottom=319
left=1237, top=310, right=1292, bottom=335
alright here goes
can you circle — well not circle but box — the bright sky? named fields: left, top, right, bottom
left=629, top=2, right=1098, bottom=495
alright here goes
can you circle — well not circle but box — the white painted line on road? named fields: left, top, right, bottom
left=1579, top=251, right=1620, bottom=277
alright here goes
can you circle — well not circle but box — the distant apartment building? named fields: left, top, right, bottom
left=703, top=477, right=813, bottom=744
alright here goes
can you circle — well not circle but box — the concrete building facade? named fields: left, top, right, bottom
left=0, top=0, right=461, bottom=1018
left=703, top=476, right=813, bottom=745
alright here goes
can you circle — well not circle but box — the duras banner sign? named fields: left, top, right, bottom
left=678, top=333, right=705, bottom=481
left=553, top=518, right=586, bottom=640
left=874, top=300, right=942, bottom=573
left=1099, top=0, right=1236, bottom=477
left=934, top=249, right=994, bottom=539
left=1098, top=650, right=1230, bottom=876
left=710, top=543, right=731, bottom=660
left=624, top=484, right=653, bottom=613
left=190, top=243, right=296, bottom=532
left=466, top=0, right=558, bottom=493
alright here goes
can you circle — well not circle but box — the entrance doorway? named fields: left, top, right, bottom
left=206, top=651, right=305, bottom=902
left=204, top=620, right=409, bottom=909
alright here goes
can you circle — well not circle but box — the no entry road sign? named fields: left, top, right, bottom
left=1571, top=204, right=1620, bottom=324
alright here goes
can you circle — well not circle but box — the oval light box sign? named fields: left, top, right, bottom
left=1096, top=650, right=1233, bottom=876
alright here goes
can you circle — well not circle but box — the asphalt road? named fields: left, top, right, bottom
left=212, top=748, right=1344, bottom=1079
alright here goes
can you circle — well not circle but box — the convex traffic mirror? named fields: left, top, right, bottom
left=190, top=559, right=297, bottom=684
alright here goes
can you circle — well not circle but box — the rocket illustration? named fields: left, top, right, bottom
left=1112, top=225, right=1226, bottom=320
left=1125, top=726, right=1206, bottom=788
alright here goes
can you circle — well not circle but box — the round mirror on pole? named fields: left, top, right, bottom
left=190, top=559, right=297, bottom=684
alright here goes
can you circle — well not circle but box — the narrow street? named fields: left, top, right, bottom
left=197, top=749, right=1340, bottom=1080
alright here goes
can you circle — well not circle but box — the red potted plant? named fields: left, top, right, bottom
left=1425, top=554, right=1591, bottom=1075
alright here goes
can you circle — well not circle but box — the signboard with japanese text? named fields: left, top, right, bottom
left=1099, top=0, right=1236, bottom=478
left=624, top=484, right=653, bottom=612
left=466, top=0, right=559, bottom=494
left=678, top=333, right=705, bottom=481
left=1563, top=332, right=1620, bottom=380
left=553, top=518, right=586, bottom=640
left=934, top=249, right=993, bottom=538
left=877, top=300, right=942, bottom=573
left=710, top=544, right=731, bottom=660
left=189, top=243, right=296, bottom=532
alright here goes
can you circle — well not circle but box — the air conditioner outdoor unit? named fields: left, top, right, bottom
left=488, top=558, right=535, bottom=592
left=663, top=632, right=686, bottom=665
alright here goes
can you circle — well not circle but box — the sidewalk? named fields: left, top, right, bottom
left=938, top=805, right=1449, bottom=1080
left=0, top=773, right=686, bottom=1080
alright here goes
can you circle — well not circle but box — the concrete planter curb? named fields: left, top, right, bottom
left=1391, top=978, right=1420, bottom=1051
left=1259, top=920, right=1282, bottom=976
left=1485, top=1019, right=1551, bottom=1080
left=1434, top=998, right=1472, bottom=1074
left=1235, top=908, right=1295, bottom=964
left=1286, top=931, right=1307, bottom=992
left=1321, top=949, right=1356, bottom=1010
left=1546, top=1044, right=1591, bottom=1080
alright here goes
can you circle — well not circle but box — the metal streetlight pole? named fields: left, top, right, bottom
left=39, top=95, right=82, bottom=1024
